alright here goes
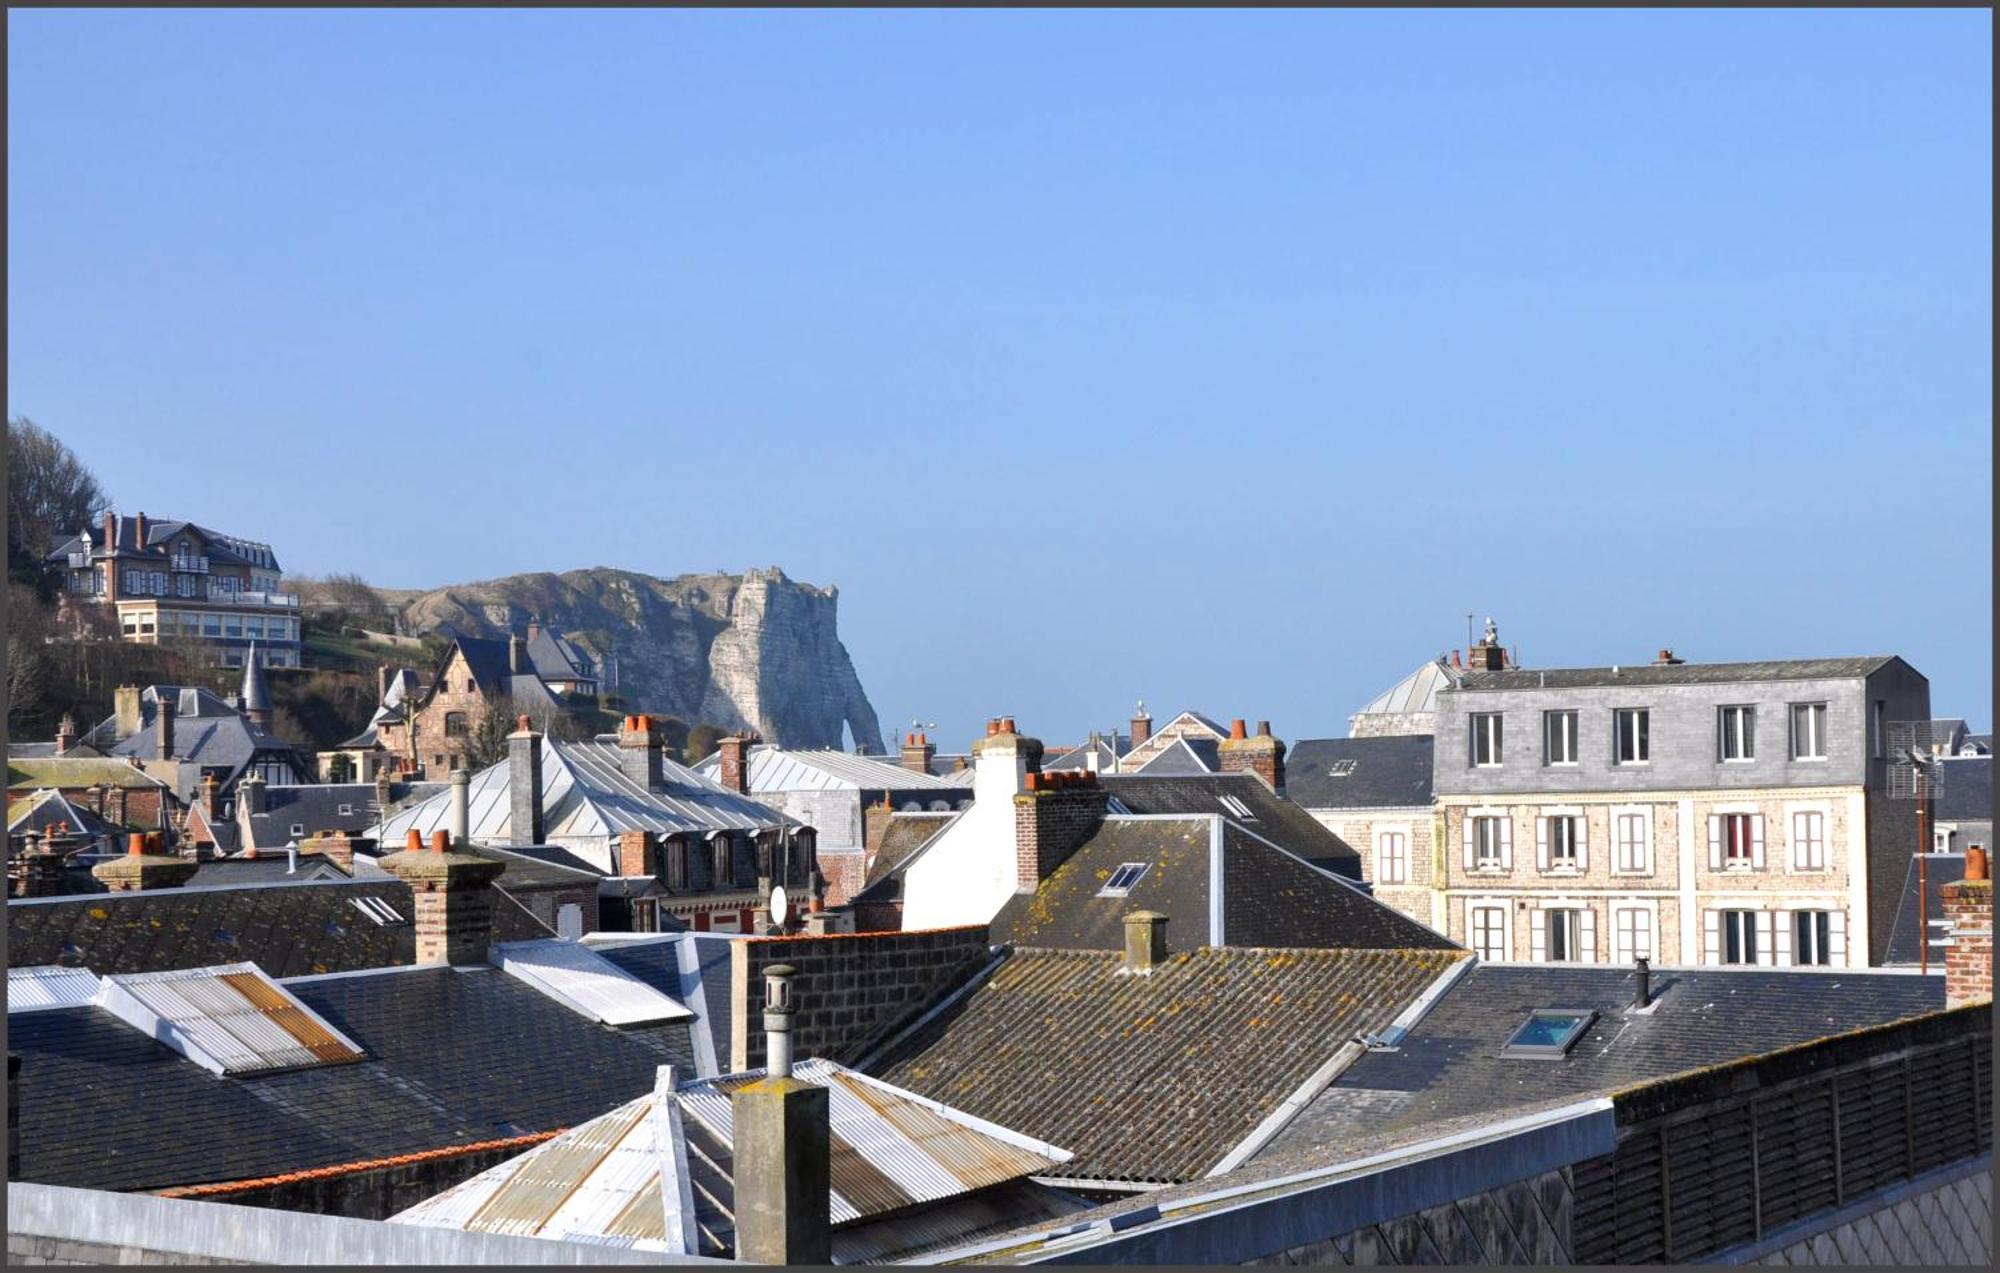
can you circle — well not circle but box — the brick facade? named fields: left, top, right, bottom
left=1012, top=774, right=1109, bottom=891
left=730, top=925, right=993, bottom=1072
left=1940, top=876, right=1992, bottom=1008
left=373, top=647, right=490, bottom=781
left=1310, top=809, right=1441, bottom=931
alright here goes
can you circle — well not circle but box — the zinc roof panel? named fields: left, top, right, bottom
left=492, top=939, right=693, bottom=1027
left=102, top=962, right=364, bottom=1075
left=6, top=965, right=102, bottom=1012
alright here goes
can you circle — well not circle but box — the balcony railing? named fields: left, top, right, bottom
left=204, top=590, right=300, bottom=609
left=170, top=556, right=210, bottom=574
left=67, top=553, right=92, bottom=569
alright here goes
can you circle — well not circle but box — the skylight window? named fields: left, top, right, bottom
left=1328, top=760, right=1357, bottom=777
left=350, top=896, right=406, bottom=926
left=337, top=804, right=353, bottom=816
left=1218, top=795, right=1256, bottom=820
left=1098, top=863, right=1150, bottom=897
left=1500, top=1009, right=1597, bottom=1060
left=95, top=963, right=365, bottom=1075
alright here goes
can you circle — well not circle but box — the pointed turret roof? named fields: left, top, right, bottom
left=240, top=642, right=271, bottom=714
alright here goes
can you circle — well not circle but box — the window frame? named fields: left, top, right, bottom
left=1790, top=808, right=1828, bottom=872
left=1721, top=909, right=1759, bottom=965
left=1612, top=904, right=1655, bottom=964
left=1612, top=808, right=1652, bottom=876
left=1471, top=713, right=1504, bottom=768
left=1718, top=704, right=1756, bottom=762
left=1790, top=702, right=1829, bottom=761
left=1613, top=708, right=1650, bottom=765
left=1543, top=710, right=1578, bottom=767
left=1544, top=908, right=1583, bottom=963
left=1472, top=815, right=1506, bottom=870
left=1721, top=812, right=1757, bottom=867
left=1376, top=830, right=1409, bottom=885
left=1470, top=903, right=1509, bottom=962
left=1793, top=910, right=1833, bottom=966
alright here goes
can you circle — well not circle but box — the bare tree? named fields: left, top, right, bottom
left=7, top=417, right=109, bottom=566
left=7, top=583, right=50, bottom=732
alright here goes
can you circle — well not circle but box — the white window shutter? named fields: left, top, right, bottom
left=1754, top=910, right=1775, bottom=966
left=1579, top=907, right=1597, bottom=962
left=1499, top=818, right=1514, bottom=869
left=1703, top=910, right=1721, bottom=964
left=1463, top=817, right=1475, bottom=871
left=1530, top=912, right=1546, bottom=962
left=1536, top=817, right=1550, bottom=870
left=1774, top=911, right=1793, bottom=966
left=1751, top=816, right=1767, bottom=869
left=1829, top=911, right=1847, bottom=964
left=1707, top=816, right=1723, bottom=870
left=1575, top=818, right=1589, bottom=872
left=1640, top=817, right=1652, bottom=874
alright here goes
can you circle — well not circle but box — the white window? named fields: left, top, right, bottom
left=1613, top=906, right=1654, bottom=964
left=1470, top=815, right=1511, bottom=871
left=1793, top=910, right=1837, bottom=966
left=1614, top=811, right=1652, bottom=875
left=1791, top=810, right=1827, bottom=871
left=1471, top=713, right=1504, bottom=767
left=1471, top=905, right=1508, bottom=961
left=1376, top=831, right=1409, bottom=885
left=1544, top=711, right=1578, bottom=766
left=1718, top=705, right=1756, bottom=762
left=1614, top=709, right=1650, bottom=764
left=1708, top=812, right=1766, bottom=871
left=1536, top=814, right=1585, bottom=872
left=1709, top=909, right=1772, bottom=966
left=1534, top=907, right=1595, bottom=963
left=1791, top=703, right=1828, bottom=760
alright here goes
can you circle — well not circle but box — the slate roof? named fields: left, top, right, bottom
left=1284, top=734, right=1435, bottom=811
left=1453, top=655, right=1899, bottom=693
left=8, top=963, right=692, bottom=1193
left=464, top=843, right=607, bottom=890
left=1258, top=963, right=1947, bottom=1164
left=860, top=811, right=958, bottom=897
left=77, top=687, right=307, bottom=799
left=1129, top=736, right=1220, bottom=775
left=9, top=757, right=171, bottom=793
left=42, top=853, right=352, bottom=895
left=6, top=877, right=552, bottom=977
left=988, top=816, right=1455, bottom=955
left=240, top=784, right=382, bottom=850
left=1934, top=755, right=1992, bottom=823
left=868, top=945, right=1466, bottom=1184
left=1042, top=736, right=1129, bottom=772
left=590, top=932, right=739, bottom=1077
left=7, top=789, right=122, bottom=843
left=524, top=625, right=596, bottom=683
left=1100, top=773, right=1364, bottom=878
left=51, top=515, right=281, bottom=571
left=1966, top=733, right=1993, bottom=755
left=1883, top=854, right=1967, bottom=965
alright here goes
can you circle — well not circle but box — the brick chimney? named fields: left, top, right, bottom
left=306, top=830, right=360, bottom=874
left=134, top=510, right=147, bottom=547
left=619, top=828, right=658, bottom=878
left=1123, top=910, right=1168, bottom=972
left=16, top=833, right=68, bottom=899
left=93, top=832, right=198, bottom=892
left=1219, top=719, right=1287, bottom=793
left=862, top=795, right=894, bottom=876
left=1653, top=648, right=1686, bottom=666
left=731, top=964, right=832, bottom=1265
left=1941, top=848, right=1991, bottom=1009
left=374, top=770, right=396, bottom=819
left=114, top=685, right=143, bottom=742
left=54, top=713, right=76, bottom=756
left=509, top=633, right=529, bottom=675
left=1466, top=618, right=1509, bottom=672
left=154, top=695, right=176, bottom=760
left=198, top=772, right=221, bottom=821
left=1013, top=769, right=1109, bottom=893
left=507, top=716, right=545, bottom=845
left=620, top=714, right=666, bottom=791
left=718, top=735, right=752, bottom=795
left=382, top=829, right=509, bottom=966
left=239, top=771, right=268, bottom=818
left=899, top=731, right=936, bottom=776
left=1129, top=701, right=1152, bottom=750
left=377, top=664, right=391, bottom=702
left=101, top=510, right=120, bottom=599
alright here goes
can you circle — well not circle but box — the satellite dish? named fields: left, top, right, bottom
left=769, top=885, right=791, bottom=926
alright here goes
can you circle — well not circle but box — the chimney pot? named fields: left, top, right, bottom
left=431, top=829, right=450, bottom=854
left=1634, top=957, right=1651, bottom=1010
left=986, top=718, right=1001, bottom=737
left=1967, top=846, right=1989, bottom=882
left=128, top=832, right=147, bottom=857
left=1000, top=716, right=1016, bottom=734
left=1229, top=718, right=1247, bottom=740
left=406, top=829, right=423, bottom=853
left=1256, top=720, right=1271, bottom=737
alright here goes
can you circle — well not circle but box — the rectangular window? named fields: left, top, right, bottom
left=1545, top=909, right=1583, bottom=963
left=1792, top=810, right=1827, bottom=870
left=1718, top=705, right=1756, bottom=761
left=1721, top=910, right=1758, bottom=965
left=1615, top=812, right=1650, bottom=874
left=203, top=614, right=222, bottom=636
left=1471, top=713, right=1503, bottom=767
left=1794, top=910, right=1833, bottom=966
left=1614, top=907, right=1654, bottom=964
left=1614, top=709, right=1650, bottom=764
left=1543, top=815, right=1581, bottom=869
left=1791, top=703, right=1828, bottom=760
left=1473, top=816, right=1505, bottom=869
left=1871, top=701, right=1885, bottom=759
left=1544, top=711, right=1578, bottom=765
left=1722, top=813, right=1757, bottom=866
left=1471, top=906, right=1507, bottom=962
left=1377, top=831, right=1408, bottom=885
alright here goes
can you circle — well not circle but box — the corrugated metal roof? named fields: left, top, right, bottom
left=698, top=746, right=973, bottom=793
left=390, top=1057, right=1070, bottom=1255
left=96, top=962, right=365, bottom=1075
left=1354, top=658, right=1459, bottom=718
left=491, top=939, right=694, bottom=1027
left=6, top=965, right=103, bottom=1013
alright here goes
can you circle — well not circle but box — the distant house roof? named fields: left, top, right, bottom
left=338, top=669, right=423, bottom=748
left=6, top=877, right=551, bottom=978
left=390, top=1057, right=1076, bottom=1261
left=50, top=515, right=282, bottom=573
left=1934, top=755, right=1993, bottom=823
left=1100, top=772, right=1364, bottom=878
left=8, top=962, right=692, bottom=1195
left=1966, top=733, right=1993, bottom=755
left=990, top=815, right=1455, bottom=956
left=1128, top=736, right=1220, bottom=775
left=523, top=625, right=596, bottom=684
left=863, top=811, right=957, bottom=891
left=6, top=789, right=121, bottom=844
left=1452, top=655, right=1901, bottom=693
left=1283, top=735, right=1435, bottom=811
left=1257, top=963, right=1947, bottom=1166
left=240, top=784, right=382, bottom=850
left=1883, top=854, right=1968, bottom=966
left=374, top=736, right=786, bottom=872
left=869, top=945, right=1466, bottom=1184
left=8, top=757, right=173, bottom=794
left=43, top=852, right=352, bottom=896
left=77, top=687, right=307, bottom=799
left=1351, top=658, right=1461, bottom=723
left=1042, top=736, right=1128, bottom=772
left=694, top=745, right=973, bottom=792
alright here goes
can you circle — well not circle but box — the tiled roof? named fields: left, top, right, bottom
left=1883, top=854, right=1967, bottom=966
left=6, top=877, right=552, bottom=977
left=1100, top=773, right=1363, bottom=878
left=1284, top=735, right=1435, bottom=811
left=241, top=784, right=382, bottom=849
left=869, top=945, right=1466, bottom=1183
left=1453, top=656, right=1898, bottom=693
left=1258, top=963, right=1947, bottom=1165
left=8, top=757, right=172, bottom=792
left=8, top=964, right=692, bottom=1193
left=1934, top=755, right=1992, bottom=823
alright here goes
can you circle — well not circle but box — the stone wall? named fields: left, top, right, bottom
left=503, top=881, right=600, bottom=938
left=375, top=646, right=489, bottom=781
left=1311, top=809, right=1440, bottom=931
left=730, top=925, right=993, bottom=1071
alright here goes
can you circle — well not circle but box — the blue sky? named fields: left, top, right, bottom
left=9, top=9, right=1991, bottom=749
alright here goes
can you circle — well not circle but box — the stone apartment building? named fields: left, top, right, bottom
left=49, top=512, right=301, bottom=669
left=1433, top=633, right=1930, bottom=970
left=1287, top=733, right=1441, bottom=929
